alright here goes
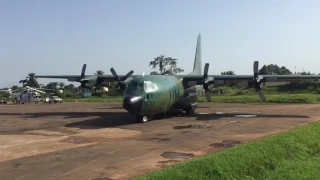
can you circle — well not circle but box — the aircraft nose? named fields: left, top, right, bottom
left=122, top=95, right=143, bottom=114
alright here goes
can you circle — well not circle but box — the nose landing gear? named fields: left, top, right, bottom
left=136, top=115, right=148, bottom=123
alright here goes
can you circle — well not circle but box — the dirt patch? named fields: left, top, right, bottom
left=156, top=159, right=181, bottom=169
left=24, top=129, right=73, bottom=136
left=0, top=128, right=141, bottom=162
left=210, top=140, right=241, bottom=148
left=139, top=137, right=171, bottom=142
left=161, top=152, right=195, bottom=159
left=173, top=125, right=209, bottom=129
left=60, top=136, right=116, bottom=144
left=156, top=133, right=166, bottom=136
left=181, top=131, right=191, bottom=133
left=158, top=160, right=180, bottom=164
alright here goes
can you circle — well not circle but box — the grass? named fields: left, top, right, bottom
left=132, top=121, right=320, bottom=180
left=2, top=82, right=320, bottom=104
left=62, top=93, right=320, bottom=104
left=59, top=82, right=320, bottom=104
left=63, top=96, right=123, bottom=103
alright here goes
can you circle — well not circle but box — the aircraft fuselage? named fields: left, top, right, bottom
left=122, top=75, right=203, bottom=117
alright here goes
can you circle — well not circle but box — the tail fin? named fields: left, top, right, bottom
left=189, top=34, right=202, bottom=75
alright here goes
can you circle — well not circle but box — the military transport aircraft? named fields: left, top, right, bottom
left=35, top=34, right=320, bottom=123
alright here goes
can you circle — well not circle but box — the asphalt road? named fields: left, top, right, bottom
left=0, top=102, right=319, bottom=180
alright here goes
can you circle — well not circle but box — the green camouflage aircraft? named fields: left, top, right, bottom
left=36, top=34, right=320, bottom=123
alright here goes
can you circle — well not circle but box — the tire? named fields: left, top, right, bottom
left=136, top=115, right=148, bottom=123
left=184, top=105, right=195, bottom=115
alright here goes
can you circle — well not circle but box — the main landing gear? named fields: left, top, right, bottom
left=185, top=108, right=195, bottom=115
left=136, top=115, right=148, bottom=123
left=184, top=103, right=197, bottom=115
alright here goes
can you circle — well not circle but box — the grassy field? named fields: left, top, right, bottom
left=59, top=82, right=320, bottom=104
left=133, top=121, right=320, bottom=180
left=61, top=93, right=320, bottom=104
left=62, top=93, right=320, bottom=104
left=2, top=82, right=320, bottom=104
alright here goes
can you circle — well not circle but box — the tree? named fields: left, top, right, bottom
left=64, top=84, right=76, bottom=91
left=279, top=66, right=292, bottom=75
left=19, top=72, right=40, bottom=88
left=58, top=82, right=65, bottom=89
left=221, top=71, right=235, bottom=75
left=259, top=64, right=292, bottom=75
left=300, top=71, right=312, bottom=75
left=45, top=82, right=59, bottom=90
left=10, top=85, right=18, bottom=90
left=94, top=70, right=104, bottom=75
left=149, top=55, right=184, bottom=75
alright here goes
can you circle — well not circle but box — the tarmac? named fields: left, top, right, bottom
left=0, top=102, right=319, bottom=180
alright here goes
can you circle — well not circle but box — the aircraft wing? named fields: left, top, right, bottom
left=210, top=74, right=320, bottom=84
left=179, top=74, right=320, bottom=85
left=35, top=75, right=82, bottom=81
left=35, top=75, right=140, bottom=82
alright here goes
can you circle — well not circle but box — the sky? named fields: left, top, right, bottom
left=1, top=0, right=320, bottom=87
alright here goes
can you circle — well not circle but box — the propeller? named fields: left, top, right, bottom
left=202, top=63, right=214, bottom=102
left=110, top=67, right=134, bottom=90
left=253, top=61, right=266, bottom=101
left=78, top=64, right=87, bottom=94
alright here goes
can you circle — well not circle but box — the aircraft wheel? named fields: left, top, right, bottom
left=136, top=115, right=148, bottom=123
left=185, top=109, right=195, bottom=115
left=184, top=105, right=195, bottom=115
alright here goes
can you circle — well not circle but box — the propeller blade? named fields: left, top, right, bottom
left=121, top=70, right=134, bottom=81
left=202, top=81, right=212, bottom=102
left=110, top=68, right=119, bottom=80
left=80, top=87, right=85, bottom=96
left=205, top=91, right=211, bottom=102
left=81, top=64, right=86, bottom=79
left=201, top=63, right=214, bottom=102
left=257, top=90, right=266, bottom=101
left=204, top=63, right=209, bottom=78
left=110, top=68, right=133, bottom=90
left=253, top=61, right=258, bottom=78
left=253, top=61, right=266, bottom=101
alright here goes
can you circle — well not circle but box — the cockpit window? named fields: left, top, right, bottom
left=125, top=81, right=139, bottom=95
left=124, top=80, right=158, bottom=95
left=144, top=81, right=158, bottom=92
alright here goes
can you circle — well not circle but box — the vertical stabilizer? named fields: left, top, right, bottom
left=189, top=34, right=202, bottom=75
